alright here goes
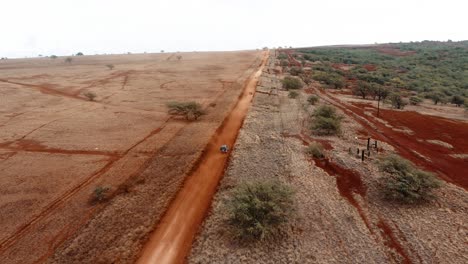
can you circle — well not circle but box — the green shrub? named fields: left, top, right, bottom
left=307, top=95, right=319, bottom=105
left=289, top=66, right=303, bottom=76
left=378, top=154, right=441, bottom=203
left=282, top=76, right=303, bottom=90
left=306, top=142, right=324, bottom=158
left=277, top=53, right=288, bottom=60
left=311, top=105, right=342, bottom=135
left=90, top=186, right=110, bottom=204
left=106, top=64, right=115, bottom=70
left=167, top=101, right=205, bottom=120
left=50, top=55, right=58, bottom=59
left=226, top=181, right=294, bottom=241
left=83, top=91, right=97, bottom=101
left=409, top=96, right=423, bottom=105
left=76, top=52, right=84, bottom=56
left=288, top=91, right=299, bottom=98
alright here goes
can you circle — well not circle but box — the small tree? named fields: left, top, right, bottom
left=84, top=91, right=97, bottom=101
left=353, top=81, right=370, bottom=99
left=65, top=57, right=73, bottom=64
left=106, top=64, right=115, bottom=70
left=409, top=96, right=423, bottom=105
left=428, top=91, right=445, bottom=105
left=378, top=155, right=441, bottom=203
left=389, top=93, right=407, bottom=109
left=307, top=95, right=319, bottom=105
left=451, top=95, right=465, bottom=107
left=226, top=181, right=294, bottom=241
left=282, top=76, right=303, bottom=90
left=50, top=55, right=58, bottom=59
left=76, top=52, right=84, bottom=56
left=167, top=101, right=205, bottom=120
left=306, top=142, right=324, bottom=158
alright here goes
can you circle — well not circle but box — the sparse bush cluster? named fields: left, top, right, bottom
left=226, top=181, right=294, bottom=241
left=306, top=142, right=325, bottom=158
left=311, top=105, right=342, bottom=135
left=106, top=64, right=115, bottom=70
left=288, top=91, right=299, bottom=98
left=282, top=76, right=303, bottom=90
left=167, top=101, right=205, bottom=120
left=378, top=154, right=441, bottom=203
left=307, top=95, right=319, bottom=105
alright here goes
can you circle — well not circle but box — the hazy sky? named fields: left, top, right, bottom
left=1, top=0, right=467, bottom=58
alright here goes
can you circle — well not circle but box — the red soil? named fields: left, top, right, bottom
left=377, top=219, right=412, bottom=264
left=363, top=64, right=377, bottom=71
left=375, top=47, right=416, bottom=57
left=136, top=51, right=269, bottom=264
left=319, top=91, right=468, bottom=190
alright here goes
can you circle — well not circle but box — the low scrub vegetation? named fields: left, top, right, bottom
left=167, top=101, right=205, bottom=120
left=311, top=105, right=342, bottom=135
left=90, top=186, right=110, bottom=204
left=288, top=91, right=299, bottom=98
left=225, top=181, right=294, bottom=241
left=307, top=95, right=319, bottom=105
left=282, top=76, right=303, bottom=90
left=106, top=64, right=115, bottom=70
left=378, top=154, right=441, bottom=203
left=306, top=142, right=325, bottom=158
left=83, top=91, right=97, bottom=101
left=289, top=66, right=303, bottom=76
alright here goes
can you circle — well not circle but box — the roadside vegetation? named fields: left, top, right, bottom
left=306, top=142, right=325, bottom=158
left=167, top=101, right=205, bottom=120
left=311, top=105, right=342, bottom=135
left=225, top=181, right=294, bottom=241
left=288, top=91, right=299, bottom=98
left=378, top=154, right=441, bottom=203
left=90, top=186, right=110, bottom=204
left=282, top=76, right=303, bottom=90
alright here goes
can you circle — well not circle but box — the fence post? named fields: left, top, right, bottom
left=361, top=151, right=365, bottom=161
left=367, top=138, right=370, bottom=150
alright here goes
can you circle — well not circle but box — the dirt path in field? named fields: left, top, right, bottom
left=136, top=51, right=269, bottom=264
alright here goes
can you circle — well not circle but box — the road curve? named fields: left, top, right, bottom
left=136, top=51, right=269, bottom=264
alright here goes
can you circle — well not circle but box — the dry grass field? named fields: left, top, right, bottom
left=0, top=51, right=263, bottom=263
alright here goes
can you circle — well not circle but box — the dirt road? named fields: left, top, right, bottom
left=136, top=51, right=269, bottom=264
left=0, top=51, right=262, bottom=263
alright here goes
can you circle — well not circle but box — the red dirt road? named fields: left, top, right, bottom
left=136, top=51, right=268, bottom=264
